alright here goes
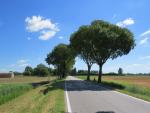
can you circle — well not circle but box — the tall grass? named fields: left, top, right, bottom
left=102, top=81, right=150, bottom=97
left=124, top=84, right=150, bottom=99
left=0, top=84, right=33, bottom=105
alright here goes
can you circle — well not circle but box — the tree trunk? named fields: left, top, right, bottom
left=98, top=64, right=103, bottom=83
left=87, top=65, right=91, bottom=81
left=62, top=71, right=65, bottom=78
left=62, top=63, right=66, bottom=78
left=58, top=65, right=61, bottom=79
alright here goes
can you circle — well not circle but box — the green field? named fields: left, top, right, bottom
left=77, top=75, right=150, bottom=101
left=0, top=76, right=65, bottom=113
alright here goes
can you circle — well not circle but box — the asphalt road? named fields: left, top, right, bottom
left=65, top=76, right=150, bottom=113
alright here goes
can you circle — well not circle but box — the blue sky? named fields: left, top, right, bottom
left=0, top=0, right=150, bottom=73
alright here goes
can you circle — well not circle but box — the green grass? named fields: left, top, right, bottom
left=77, top=76, right=150, bottom=101
left=0, top=84, right=33, bottom=105
left=0, top=79, right=65, bottom=113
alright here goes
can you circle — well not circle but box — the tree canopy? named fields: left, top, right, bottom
left=70, top=20, right=135, bottom=82
left=118, top=68, right=123, bottom=75
left=70, top=26, right=94, bottom=80
left=23, top=66, right=33, bottom=76
left=89, top=20, right=135, bottom=82
left=45, top=43, right=75, bottom=78
left=34, top=64, right=49, bottom=76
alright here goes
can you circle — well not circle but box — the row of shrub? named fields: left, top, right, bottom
left=0, top=84, right=33, bottom=105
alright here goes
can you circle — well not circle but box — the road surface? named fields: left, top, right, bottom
left=65, top=76, right=150, bottom=113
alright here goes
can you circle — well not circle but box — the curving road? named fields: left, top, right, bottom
left=65, top=76, right=150, bottom=113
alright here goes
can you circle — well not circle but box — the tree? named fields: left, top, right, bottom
left=46, top=44, right=75, bottom=78
left=118, top=68, right=123, bottom=75
left=88, top=20, right=135, bottom=83
left=71, top=68, right=77, bottom=76
left=71, top=20, right=135, bottom=83
left=34, top=64, right=49, bottom=76
left=23, top=66, right=33, bottom=76
left=70, top=26, right=94, bottom=80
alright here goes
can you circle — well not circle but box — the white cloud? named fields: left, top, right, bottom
left=139, top=37, right=148, bottom=45
left=18, top=63, right=29, bottom=67
left=116, top=18, right=135, bottom=27
left=25, top=16, right=59, bottom=40
left=140, top=30, right=150, bottom=37
left=58, top=36, right=64, bottom=39
left=17, top=59, right=28, bottom=64
left=139, top=29, right=150, bottom=46
left=139, top=55, right=150, bottom=60
left=25, top=16, right=59, bottom=32
left=39, top=30, right=56, bottom=40
left=10, top=59, right=30, bottom=68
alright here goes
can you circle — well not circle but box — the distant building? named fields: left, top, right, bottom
left=0, top=72, right=14, bottom=78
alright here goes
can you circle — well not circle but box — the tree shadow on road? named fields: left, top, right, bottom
left=65, top=80, right=124, bottom=91
left=36, top=78, right=124, bottom=94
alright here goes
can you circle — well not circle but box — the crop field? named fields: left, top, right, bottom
left=78, top=75, right=150, bottom=101
left=0, top=76, right=50, bottom=84
left=103, top=76, right=150, bottom=88
left=0, top=76, right=65, bottom=113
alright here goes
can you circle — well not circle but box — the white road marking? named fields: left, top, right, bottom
left=65, top=80, right=72, bottom=113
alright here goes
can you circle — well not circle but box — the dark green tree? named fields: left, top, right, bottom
left=71, top=20, right=135, bottom=83
left=89, top=20, right=135, bottom=83
left=70, top=26, right=94, bottom=80
left=23, top=66, right=33, bottom=76
left=46, top=44, right=75, bottom=78
left=34, top=64, right=49, bottom=76
left=118, top=67, right=123, bottom=75
left=71, top=68, right=77, bottom=76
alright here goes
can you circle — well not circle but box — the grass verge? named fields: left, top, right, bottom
left=77, top=76, right=150, bottom=101
left=0, top=84, right=33, bottom=105
left=0, top=79, right=65, bottom=113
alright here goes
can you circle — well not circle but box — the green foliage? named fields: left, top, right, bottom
left=46, top=44, right=75, bottom=78
left=125, top=85, right=150, bottom=97
left=23, top=66, right=33, bottom=76
left=90, top=20, right=135, bottom=82
left=71, top=68, right=77, bottom=76
left=0, top=84, right=33, bottom=105
left=34, top=64, right=49, bottom=76
left=118, top=67, right=123, bottom=75
left=77, top=70, right=98, bottom=75
left=70, top=26, right=94, bottom=80
left=103, top=72, right=118, bottom=76
left=71, top=20, right=135, bottom=82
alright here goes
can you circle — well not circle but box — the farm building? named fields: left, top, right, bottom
left=0, top=72, right=14, bottom=78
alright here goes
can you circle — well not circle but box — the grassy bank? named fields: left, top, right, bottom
left=77, top=76, right=150, bottom=101
left=0, top=76, right=50, bottom=105
left=0, top=84, right=33, bottom=105
left=0, top=79, right=65, bottom=113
